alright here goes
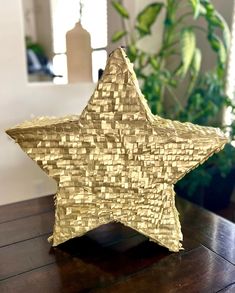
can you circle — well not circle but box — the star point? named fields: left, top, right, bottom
left=6, top=47, right=227, bottom=252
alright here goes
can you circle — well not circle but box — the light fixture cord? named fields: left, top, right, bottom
left=78, top=0, right=84, bottom=23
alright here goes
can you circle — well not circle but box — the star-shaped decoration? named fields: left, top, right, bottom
left=6, top=48, right=227, bottom=252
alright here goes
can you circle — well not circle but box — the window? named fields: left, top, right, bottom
left=51, top=0, right=108, bottom=84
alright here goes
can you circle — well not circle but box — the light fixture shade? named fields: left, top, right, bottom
left=66, top=22, right=92, bottom=82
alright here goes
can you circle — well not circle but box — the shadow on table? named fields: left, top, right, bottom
left=49, top=223, right=171, bottom=291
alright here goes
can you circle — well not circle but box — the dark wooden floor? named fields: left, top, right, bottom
left=0, top=195, right=235, bottom=293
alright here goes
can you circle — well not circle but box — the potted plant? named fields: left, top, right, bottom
left=112, top=0, right=235, bottom=211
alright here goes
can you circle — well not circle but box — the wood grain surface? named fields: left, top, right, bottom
left=0, top=195, right=234, bottom=293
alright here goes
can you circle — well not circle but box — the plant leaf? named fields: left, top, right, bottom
left=180, top=28, right=196, bottom=77
left=112, top=1, right=129, bottom=19
left=190, top=0, right=200, bottom=18
left=214, top=12, right=231, bottom=49
left=192, top=48, right=202, bottom=76
left=187, top=48, right=202, bottom=95
left=111, top=30, right=127, bottom=42
left=127, top=44, right=138, bottom=62
left=150, top=56, right=159, bottom=70
left=201, top=1, right=214, bottom=17
left=189, top=0, right=206, bottom=19
left=201, top=0, right=230, bottom=51
left=218, top=39, right=227, bottom=65
left=208, top=33, right=221, bottom=52
left=136, top=3, right=164, bottom=37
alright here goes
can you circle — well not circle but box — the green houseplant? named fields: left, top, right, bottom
left=112, top=0, right=235, bottom=210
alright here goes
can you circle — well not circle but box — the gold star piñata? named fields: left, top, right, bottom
left=6, top=48, right=227, bottom=252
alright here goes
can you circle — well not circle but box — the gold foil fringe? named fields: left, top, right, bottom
left=6, top=48, right=227, bottom=252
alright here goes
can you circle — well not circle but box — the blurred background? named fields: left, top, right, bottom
left=1, top=0, right=235, bottom=221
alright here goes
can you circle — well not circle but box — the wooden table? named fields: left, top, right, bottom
left=0, top=195, right=235, bottom=293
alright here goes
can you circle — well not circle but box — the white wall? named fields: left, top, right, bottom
left=34, top=0, right=53, bottom=59
left=22, top=0, right=37, bottom=42
left=0, top=0, right=164, bottom=205
left=0, top=0, right=94, bottom=205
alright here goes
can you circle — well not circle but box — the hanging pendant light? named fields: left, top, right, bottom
left=66, top=0, right=92, bottom=83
